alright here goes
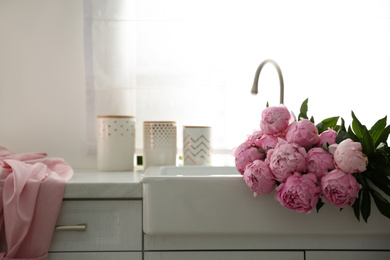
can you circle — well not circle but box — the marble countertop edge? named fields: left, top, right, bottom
left=63, top=169, right=143, bottom=199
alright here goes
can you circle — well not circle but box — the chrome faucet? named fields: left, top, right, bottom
left=251, top=59, right=284, bottom=104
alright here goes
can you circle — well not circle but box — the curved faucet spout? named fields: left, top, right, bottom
left=251, top=59, right=284, bottom=104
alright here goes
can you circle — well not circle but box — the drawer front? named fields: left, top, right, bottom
left=49, top=252, right=142, bottom=260
left=49, top=200, right=142, bottom=252
left=144, top=251, right=303, bottom=260
left=306, top=251, right=390, bottom=260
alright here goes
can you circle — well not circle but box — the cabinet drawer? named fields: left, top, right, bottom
left=49, top=200, right=142, bottom=252
left=145, top=251, right=303, bottom=260
left=306, top=251, right=390, bottom=260
left=49, top=252, right=142, bottom=260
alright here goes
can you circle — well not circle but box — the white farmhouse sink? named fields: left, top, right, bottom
left=141, top=166, right=390, bottom=235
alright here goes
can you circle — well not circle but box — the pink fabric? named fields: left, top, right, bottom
left=0, top=147, right=73, bottom=260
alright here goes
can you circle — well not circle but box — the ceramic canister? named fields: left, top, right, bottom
left=97, top=115, right=135, bottom=171
left=183, top=126, right=212, bottom=166
left=143, top=121, right=177, bottom=169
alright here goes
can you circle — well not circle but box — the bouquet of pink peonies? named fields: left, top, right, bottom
left=234, top=99, right=390, bottom=222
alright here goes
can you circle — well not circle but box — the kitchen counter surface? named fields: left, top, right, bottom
left=63, top=169, right=143, bottom=199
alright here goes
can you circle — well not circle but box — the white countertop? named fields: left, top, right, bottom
left=63, top=169, right=143, bottom=199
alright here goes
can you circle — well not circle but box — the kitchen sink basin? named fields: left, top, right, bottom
left=141, top=166, right=389, bottom=235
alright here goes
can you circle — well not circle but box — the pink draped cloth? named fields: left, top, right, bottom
left=0, top=147, right=73, bottom=260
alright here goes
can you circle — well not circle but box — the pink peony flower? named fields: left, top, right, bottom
left=243, top=160, right=275, bottom=196
left=286, top=119, right=320, bottom=150
left=235, top=142, right=265, bottom=174
left=267, top=142, right=307, bottom=182
left=255, top=134, right=279, bottom=154
left=246, top=130, right=263, bottom=145
left=306, top=147, right=335, bottom=179
left=260, top=105, right=291, bottom=135
left=317, top=128, right=338, bottom=147
left=321, top=168, right=362, bottom=208
left=333, top=139, right=368, bottom=174
left=275, top=172, right=321, bottom=213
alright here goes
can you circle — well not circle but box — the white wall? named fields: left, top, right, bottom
left=0, top=0, right=95, bottom=168
left=1, top=0, right=389, bottom=170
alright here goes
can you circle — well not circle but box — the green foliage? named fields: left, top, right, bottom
left=296, top=99, right=390, bottom=222
left=351, top=111, right=364, bottom=139
left=361, top=187, right=371, bottom=223
left=370, top=116, right=387, bottom=146
left=316, top=200, right=324, bottom=213
left=336, top=130, right=349, bottom=144
left=316, top=116, right=340, bottom=134
left=345, top=111, right=390, bottom=222
left=370, top=189, right=390, bottom=219
left=362, top=127, right=375, bottom=157
left=298, top=98, right=309, bottom=121
left=376, top=125, right=390, bottom=148
left=352, top=190, right=362, bottom=221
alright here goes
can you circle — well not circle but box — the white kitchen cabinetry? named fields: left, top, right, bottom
left=144, top=233, right=390, bottom=260
left=39, top=170, right=389, bottom=260
left=48, top=200, right=142, bottom=260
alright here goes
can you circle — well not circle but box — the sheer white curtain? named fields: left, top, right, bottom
left=84, top=0, right=390, bottom=164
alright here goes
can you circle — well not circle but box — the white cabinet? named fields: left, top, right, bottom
left=145, top=251, right=303, bottom=260
left=144, top=234, right=390, bottom=260
left=48, top=200, right=142, bottom=260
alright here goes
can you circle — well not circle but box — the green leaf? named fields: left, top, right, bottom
left=336, top=130, right=350, bottom=144
left=316, top=122, right=325, bottom=133
left=370, top=145, right=390, bottom=165
left=348, top=125, right=359, bottom=142
left=310, top=116, right=315, bottom=124
left=298, top=98, right=309, bottom=120
left=370, top=170, right=390, bottom=196
left=334, top=118, right=345, bottom=132
left=316, top=199, right=325, bottom=212
left=361, top=188, right=371, bottom=223
left=362, top=126, right=375, bottom=157
left=340, top=117, right=346, bottom=132
left=317, top=116, right=339, bottom=134
left=352, top=111, right=364, bottom=139
left=369, top=189, right=390, bottom=220
left=323, top=116, right=339, bottom=129
left=266, top=101, right=269, bottom=108
left=371, top=162, right=390, bottom=176
left=376, top=125, right=390, bottom=147
left=369, top=116, right=387, bottom=145
left=377, top=142, right=389, bottom=151
left=352, top=190, right=362, bottom=221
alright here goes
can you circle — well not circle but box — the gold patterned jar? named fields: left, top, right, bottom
left=143, top=121, right=177, bottom=169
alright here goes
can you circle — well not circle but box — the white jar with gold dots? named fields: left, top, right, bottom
left=97, top=115, right=135, bottom=171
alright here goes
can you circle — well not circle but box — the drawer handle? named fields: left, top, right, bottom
left=55, top=224, right=87, bottom=232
